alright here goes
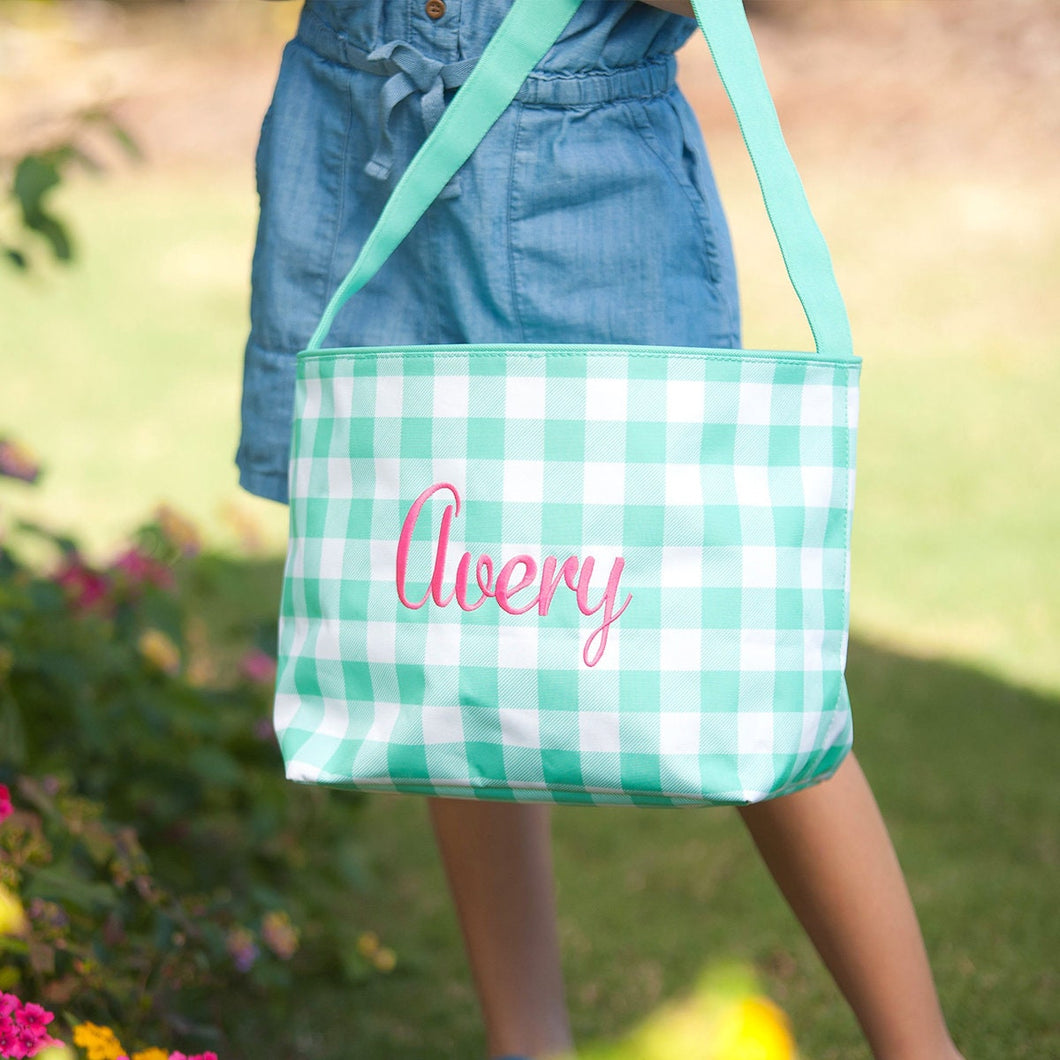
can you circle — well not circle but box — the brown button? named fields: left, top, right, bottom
left=425, top=0, right=446, bottom=19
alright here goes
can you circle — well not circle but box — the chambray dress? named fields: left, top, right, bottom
left=237, top=0, right=740, bottom=504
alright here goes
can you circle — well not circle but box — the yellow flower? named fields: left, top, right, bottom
left=33, top=1045, right=78, bottom=1060
left=73, top=1023, right=126, bottom=1060
left=155, top=504, right=202, bottom=557
left=373, top=946, right=397, bottom=973
left=713, top=997, right=795, bottom=1060
left=356, top=931, right=380, bottom=958
left=0, top=882, right=27, bottom=935
left=572, top=964, right=795, bottom=1060
left=131, top=1049, right=170, bottom=1060
left=137, top=629, right=181, bottom=675
left=261, top=910, right=300, bottom=960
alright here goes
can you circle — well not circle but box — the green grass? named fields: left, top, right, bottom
left=2, top=155, right=1058, bottom=1058
left=0, top=169, right=289, bottom=559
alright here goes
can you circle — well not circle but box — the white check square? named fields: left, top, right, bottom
left=800, top=547, right=824, bottom=590
left=506, top=375, right=547, bottom=420
left=801, top=466, right=834, bottom=508
left=327, top=457, right=353, bottom=497
left=800, top=385, right=834, bottom=427
left=424, top=622, right=461, bottom=666
left=374, top=457, right=402, bottom=500
left=661, top=545, right=705, bottom=588
left=579, top=711, right=621, bottom=754
left=659, top=628, right=701, bottom=671
left=666, top=379, right=706, bottom=423
left=585, top=377, right=628, bottom=421
left=363, top=701, right=400, bottom=744
left=665, top=463, right=702, bottom=505
left=738, top=381, right=773, bottom=425
left=498, top=624, right=540, bottom=669
left=740, top=628, right=776, bottom=671
left=366, top=621, right=397, bottom=663
left=659, top=712, right=701, bottom=755
left=742, top=546, right=777, bottom=588
left=318, top=696, right=350, bottom=739
left=433, top=375, right=470, bottom=418
left=421, top=705, right=464, bottom=745
left=314, top=617, right=342, bottom=661
left=331, top=376, right=355, bottom=421
left=582, top=461, right=626, bottom=505
left=374, top=376, right=404, bottom=418
left=503, top=461, right=545, bottom=503
left=738, top=711, right=774, bottom=755
left=734, top=465, right=771, bottom=507
left=498, top=707, right=542, bottom=748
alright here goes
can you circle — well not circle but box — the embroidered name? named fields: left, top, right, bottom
left=395, top=482, right=631, bottom=667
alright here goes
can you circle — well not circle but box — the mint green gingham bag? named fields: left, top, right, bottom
left=274, top=0, right=859, bottom=807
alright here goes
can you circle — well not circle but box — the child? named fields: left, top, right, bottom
left=237, top=2, right=965, bottom=1057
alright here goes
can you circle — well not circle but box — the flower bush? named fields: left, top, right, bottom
left=1, top=448, right=387, bottom=1057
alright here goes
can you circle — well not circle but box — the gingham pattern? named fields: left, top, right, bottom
left=275, top=344, right=859, bottom=806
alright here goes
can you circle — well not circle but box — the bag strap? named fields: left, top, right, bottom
left=307, top=0, right=853, bottom=362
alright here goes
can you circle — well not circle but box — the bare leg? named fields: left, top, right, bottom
left=738, top=753, right=963, bottom=1060
left=428, top=798, right=573, bottom=1060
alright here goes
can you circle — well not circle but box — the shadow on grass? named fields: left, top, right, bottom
left=196, top=555, right=1058, bottom=1060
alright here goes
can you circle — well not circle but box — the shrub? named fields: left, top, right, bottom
left=0, top=454, right=381, bottom=1056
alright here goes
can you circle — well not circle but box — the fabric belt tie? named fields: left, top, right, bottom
left=349, top=40, right=477, bottom=198
left=299, top=8, right=680, bottom=199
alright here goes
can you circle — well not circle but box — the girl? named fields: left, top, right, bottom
left=237, top=2, right=965, bottom=1057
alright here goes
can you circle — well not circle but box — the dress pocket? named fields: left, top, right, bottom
left=626, top=92, right=724, bottom=285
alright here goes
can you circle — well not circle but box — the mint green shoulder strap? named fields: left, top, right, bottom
left=307, top=0, right=852, bottom=362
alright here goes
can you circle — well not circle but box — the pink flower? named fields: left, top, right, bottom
left=0, top=785, right=12, bottom=824
left=0, top=993, right=58, bottom=1058
left=54, top=557, right=110, bottom=612
left=239, top=649, right=276, bottom=687
left=110, top=547, right=175, bottom=592
left=16, top=1004, right=52, bottom=1031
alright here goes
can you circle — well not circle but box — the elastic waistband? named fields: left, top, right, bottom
left=297, top=8, right=677, bottom=107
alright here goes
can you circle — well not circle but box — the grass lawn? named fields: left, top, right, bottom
left=1, top=135, right=1057, bottom=1056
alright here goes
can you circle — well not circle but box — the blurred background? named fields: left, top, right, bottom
left=1, top=2, right=1057, bottom=1059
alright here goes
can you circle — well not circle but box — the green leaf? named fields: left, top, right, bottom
left=3, top=245, right=27, bottom=270
left=12, top=155, right=61, bottom=215
left=23, top=210, right=73, bottom=262
left=187, top=745, right=243, bottom=789
left=23, top=866, right=120, bottom=914
left=11, top=154, right=75, bottom=263
left=108, top=121, right=142, bottom=162
left=0, top=692, right=27, bottom=767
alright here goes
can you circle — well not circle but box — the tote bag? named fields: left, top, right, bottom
left=273, top=0, right=860, bottom=806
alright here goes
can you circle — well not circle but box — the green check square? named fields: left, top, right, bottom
left=395, top=663, right=427, bottom=704
left=468, top=417, right=506, bottom=455
left=541, top=503, right=583, bottom=549
left=544, top=419, right=585, bottom=462
left=400, top=417, right=433, bottom=459
left=623, top=503, right=665, bottom=546
left=768, top=425, right=803, bottom=467
left=625, top=420, right=667, bottom=463
left=619, top=669, right=661, bottom=710
left=541, top=749, right=584, bottom=789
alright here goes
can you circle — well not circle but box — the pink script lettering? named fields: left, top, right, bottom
left=395, top=482, right=632, bottom=667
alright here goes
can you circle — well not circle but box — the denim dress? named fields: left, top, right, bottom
left=237, top=0, right=741, bottom=504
